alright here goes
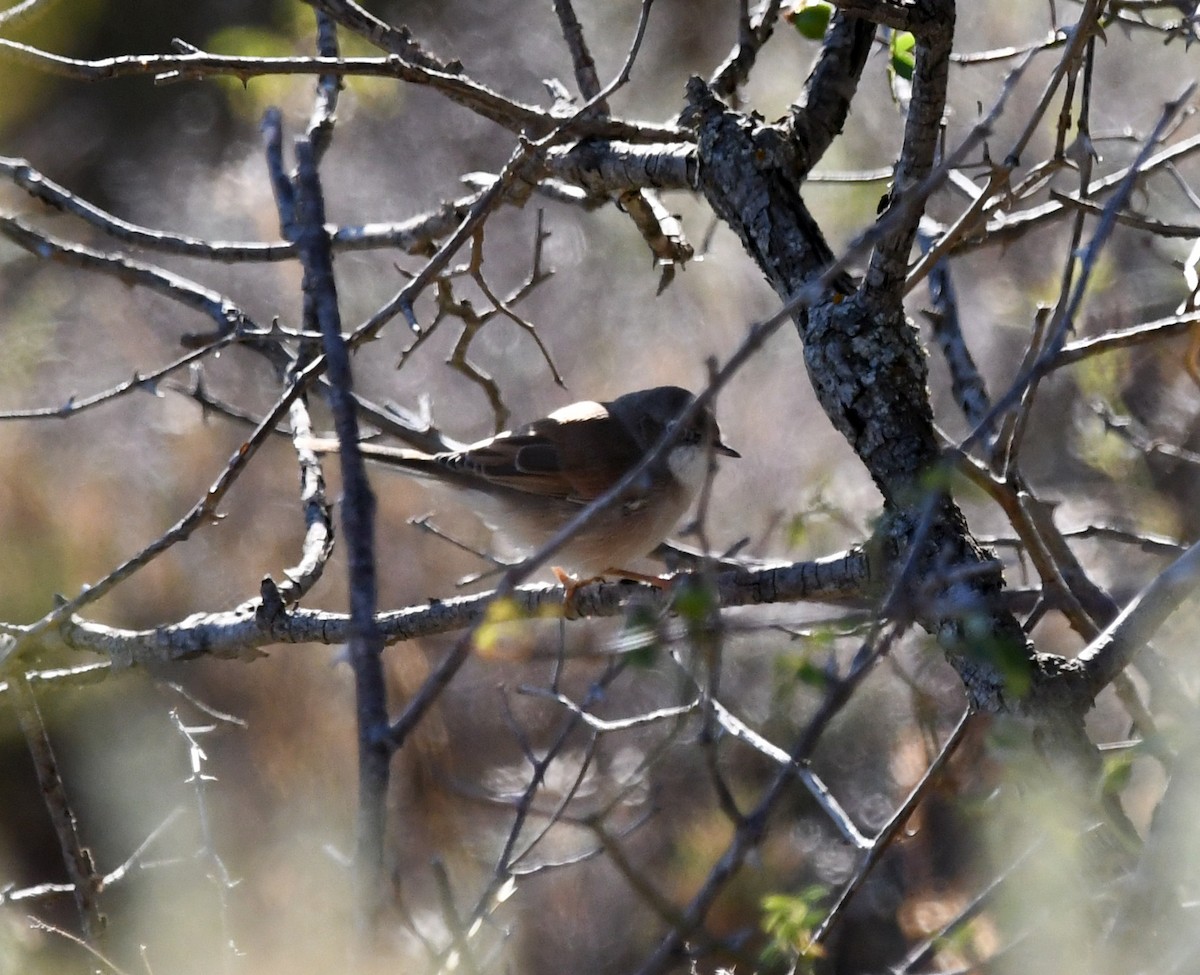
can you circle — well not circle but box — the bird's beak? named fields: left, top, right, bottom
left=715, top=439, right=740, bottom=459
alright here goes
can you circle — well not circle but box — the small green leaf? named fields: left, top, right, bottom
left=793, top=658, right=831, bottom=690
left=786, top=1, right=834, bottom=40
left=890, top=31, right=916, bottom=80
left=672, top=577, right=717, bottom=622
left=1102, top=751, right=1135, bottom=796
left=786, top=512, right=807, bottom=549
left=776, top=649, right=833, bottom=691
left=760, top=886, right=828, bottom=965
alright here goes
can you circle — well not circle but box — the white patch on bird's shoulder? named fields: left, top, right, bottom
left=547, top=400, right=607, bottom=423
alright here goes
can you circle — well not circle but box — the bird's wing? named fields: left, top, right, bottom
left=442, top=402, right=644, bottom=502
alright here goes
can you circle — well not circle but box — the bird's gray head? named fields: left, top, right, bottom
left=606, top=386, right=739, bottom=458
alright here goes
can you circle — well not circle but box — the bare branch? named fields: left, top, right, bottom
left=1076, top=538, right=1200, bottom=696
left=708, top=0, right=785, bottom=99
left=55, top=550, right=871, bottom=665
left=0, top=213, right=253, bottom=336
left=0, top=36, right=682, bottom=142
left=302, top=0, right=461, bottom=72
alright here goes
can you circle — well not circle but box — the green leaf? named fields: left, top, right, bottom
left=760, top=886, right=828, bottom=965
left=672, top=577, right=717, bottom=623
left=787, top=1, right=834, bottom=40
left=890, top=31, right=916, bottom=80
left=776, top=649, right=832, bottom=691
left=1101, top=751, right=1135, bottom=796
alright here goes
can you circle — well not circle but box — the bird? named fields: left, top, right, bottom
left=303, top=385, right=739, bottom=582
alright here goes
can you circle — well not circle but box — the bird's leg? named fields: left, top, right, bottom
left=602, top=567, right=672, bottom=589
left=552, top=566, right=672, bottom=615
left=552, top=566, right=600, bottom=616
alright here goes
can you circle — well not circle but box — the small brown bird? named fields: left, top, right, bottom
left=304, top=386, right=738, bottom=579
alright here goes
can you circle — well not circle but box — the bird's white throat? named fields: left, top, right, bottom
left=667, top=443, right=709, bottom=501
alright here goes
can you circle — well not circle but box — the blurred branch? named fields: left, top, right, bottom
left=0, top=662, right=110, bottom=693
left=1051, top=310, right=1200, bottom=370
left=1050, top=191, right=1200, bottom=237
left=931, top=131, right=1200, bottom=263
left=6, top=673, right=105, bottom=943
left=951, top=26, right=1066, bottom=64
left=707, top=698, right=871, bottom=848
left=440, top=664, right=634, bottom=962
left=0, top=807, right=184, bottom=908
left=0, top=0, right=66, bottom=29
left=893, top=837, right=1040, bottom=973
left=265, top=108, right=391, bottom=934
left=811, top=708, right=975, bottom=946
left=635, top=618, right=912, bottom=975
left=918, top=218, right=991, bottom=428
left=1076, top=537, right=1200, bottom=698
left=906, top=0, right=1108, bottom=292
left=1091, top=403, right=1200, bottom=468
left=993, top=523, right=1186, bottom=556
left=957, top=85, right=1196, bottom=456
left=169, top=712, right=240, bottom=969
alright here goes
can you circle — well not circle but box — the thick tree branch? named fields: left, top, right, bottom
left=544, top=141, right=694, bottom=193
left=685, top=71, right=1028, bottom=718
left=782, top=11, right=876, bottom=176
left=685, top=78, right=854, bottom=309
left=708, top=0, right=785, bottom=99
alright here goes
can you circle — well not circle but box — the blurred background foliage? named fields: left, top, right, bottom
left=1, top=1, right=1199, bottom=973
